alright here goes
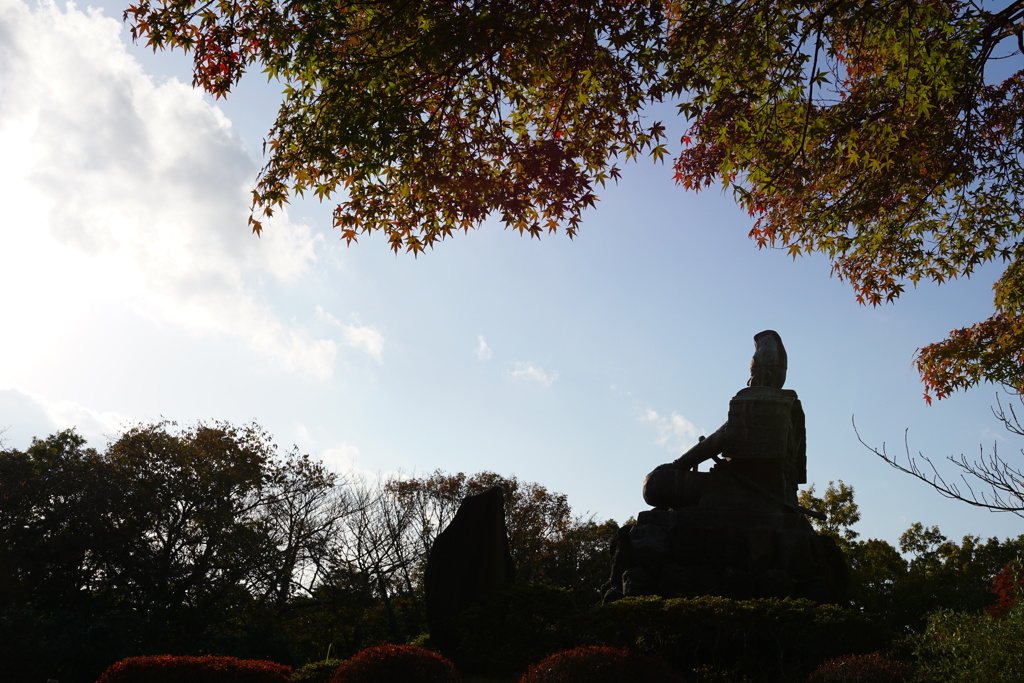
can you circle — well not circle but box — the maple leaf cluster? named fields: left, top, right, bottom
left=124, top=0, right=1024, bottom=399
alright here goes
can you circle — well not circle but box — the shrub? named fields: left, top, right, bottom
left=291, top=659, right=345, bottom=683
left=912, top=605, right=1024, bottom=682
left=987, top=559, right=1024, bottom=618
left=95, top=655, right=291, bottom=683
left=448, top=583, right=580, bottom=675
left=329, top=644, right=460, bottom=683
left=580, top=596, right=888, bottom=681
left=438, top=591, right=889, bottom=681
left=520, top=646, right=682, bottom=683
left=805, top=652, right=913, bottom=683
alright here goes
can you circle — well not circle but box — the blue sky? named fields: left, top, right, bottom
left=1, top=0, right=1021, bottom=548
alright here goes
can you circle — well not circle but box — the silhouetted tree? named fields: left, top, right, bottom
left=0, top=422, right=351, bottom=681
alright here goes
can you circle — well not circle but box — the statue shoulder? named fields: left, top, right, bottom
left=732, top=386, right=798, bottom=400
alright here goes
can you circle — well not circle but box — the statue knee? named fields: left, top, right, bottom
left=643, top=467, right=707, bottom=508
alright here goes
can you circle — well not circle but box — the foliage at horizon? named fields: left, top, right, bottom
left=3, top=422, right=1023, bottom=680
left=0, top=422, right=616, bottom=680
left=0, top=422, right=345, bottom=680
left=800, top=482, right=1024, bottom=632
left=122, top=0, right=1024, bottom=400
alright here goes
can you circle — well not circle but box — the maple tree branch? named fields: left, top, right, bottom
left=983, top=1, right=1024, bottom=43
left=798, top=28, right=823, bottom=169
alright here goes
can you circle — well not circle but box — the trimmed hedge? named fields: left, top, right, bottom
left=446, top=588, right=889, bottom=681
left=329, top=644, right=460, bottom=683
left=805, top=652, right=913, bottom=683
left=95, top=655, right=291, bottom=683
left=578, top=596, right=888, bottom=680
left=520, top=646, right=682, bottom=683
left=449, top=584, right=580, bottom=674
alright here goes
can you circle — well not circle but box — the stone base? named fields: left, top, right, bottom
left=602, top=506, right=848, bottom=604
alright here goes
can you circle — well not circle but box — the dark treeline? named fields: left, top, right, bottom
left=0, top=421, right=617, bottom=682
left=3, top=423, right=1023, bottom=682
left=800, top=481, right=1024, bottom=633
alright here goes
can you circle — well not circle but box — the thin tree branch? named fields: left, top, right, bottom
left=854, top=414, right=1024, bottom=516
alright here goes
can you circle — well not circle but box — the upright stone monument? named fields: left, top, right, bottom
left=603, top=331, right=848, bottom=604
left=425, top=486, right=516, bottom=652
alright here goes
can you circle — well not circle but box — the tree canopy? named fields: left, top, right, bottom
left=800, top=481, right=1024, bottom=631
left=0, top=422, right=349, bottom=680
left=124, top=0, right=1024, bottom=399
left=798, top=480, right=861, bottom=553
left=126, top=0, right=666, bottom=250
left=666, top=0, right=1024, bottom=401
left=0, top=423, right=617, bottom=679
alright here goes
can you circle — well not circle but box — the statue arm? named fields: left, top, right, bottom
left=671, top=423, right=727, bottom=470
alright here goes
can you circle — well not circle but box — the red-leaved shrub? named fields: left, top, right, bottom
left=987, top=559, right=1024, bottom=618
left=329, top=644, right=460, bottom=683
left=519, top=646, right=681, bottom=683
left=805, top=652, right=913, bottom=683
left=95, top=655, right=291, bottom=683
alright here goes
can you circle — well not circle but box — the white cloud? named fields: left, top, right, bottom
left=475, top=334, right=492, bottom=360
left=609, top=384, right=632, bottom=396
left=315, top=307, right=384, bottom=362
left=343, top=324, right=385, bottom=362
left=643, top=408, right=701, bottom=452
left=981, top=426, right=1008, bottom=444
left=320, top=442, right=362, bottom=473
left=0, top=387, right=131, bottom=449
left=315, top=305, right=343, bottom=327
left=254, top=220, right=324, bottom=285
left=318, top=442, right=398, bottom=485
left=293, top=421, right=313, bottom=444
left=506, top=361, right=559, bottom=387
left=0, top=0, right=332, bottom=380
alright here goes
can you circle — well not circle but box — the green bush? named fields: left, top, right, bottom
left=911, top=605, right=1024, bottom=682
left=290, top=659, right=344, bottom=683
left=578, top=596, right=889, bottom=681
left=805, top=652, right=913, bottom=683
left=519, top=646, right=682, bottom=683
left=448, top=583, right=581, bottom=675
left=440, top=590, right=890, bottom=680
left=94, top=655, right=291, bottom=683
left=329, top=644, right=459, bottom=683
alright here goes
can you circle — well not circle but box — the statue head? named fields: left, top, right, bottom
left=749, top=330, right=787, bottom=388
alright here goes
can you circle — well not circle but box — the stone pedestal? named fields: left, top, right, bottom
left=603, top=505, right=848, bottom=604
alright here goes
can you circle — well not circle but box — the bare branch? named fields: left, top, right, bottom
left=993, top=391, right=1024, bottom=437
left=854, top=414, right=1024, bottom=517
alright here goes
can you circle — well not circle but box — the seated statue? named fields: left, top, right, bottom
left=643, top=330, right=808, bottom=513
